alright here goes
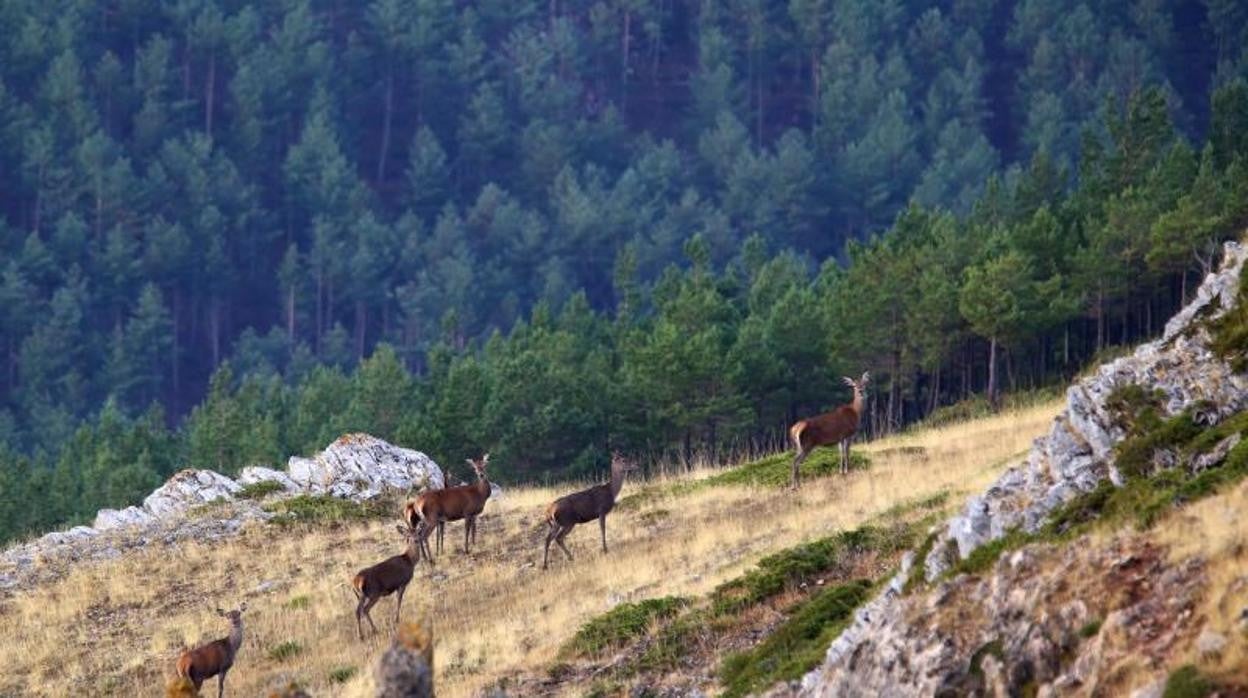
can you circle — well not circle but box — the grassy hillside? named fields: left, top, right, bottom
left=0, top=402, right=1062, bottom=697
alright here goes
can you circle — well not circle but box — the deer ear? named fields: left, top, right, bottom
left=482, top=453, right=490, bottom=463
left=860, top=371, right=870, bottom=384
left=238, top=602, right=248, bottom=613
left=842, top=376, right=855, bottom=387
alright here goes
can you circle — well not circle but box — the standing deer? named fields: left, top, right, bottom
left=542, top=452, right=637, bottom=570
left=403, top=454, right=492, bottom=564
left=175, top=603, right=247, bottom=698
left=788, top=372, right=870, bottom=488
left=352, top=523, right=421, bottom=640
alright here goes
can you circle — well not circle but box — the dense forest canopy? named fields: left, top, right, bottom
left=3, top=0, right=1248, bottom=542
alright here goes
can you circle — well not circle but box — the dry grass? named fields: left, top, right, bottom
left=0, top=400, right=1061, bottom=697
left=1153, top=478, right=1248, bottom=683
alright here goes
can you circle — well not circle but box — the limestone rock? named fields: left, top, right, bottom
left=237, top=465, right=299, bottom=493
left=94, top=506, right=156, bottom=531
left=142, top=469, right=242, bottom=517
left=287, top=433, right=444, bottom=498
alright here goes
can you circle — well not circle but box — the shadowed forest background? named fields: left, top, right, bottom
left=3, top=0, right=1248, bottom=542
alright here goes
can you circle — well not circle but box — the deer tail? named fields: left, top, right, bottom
left=789, top=421, right=808, bottom=453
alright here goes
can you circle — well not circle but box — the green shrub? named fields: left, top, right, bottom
left=701, top=449, right=870, bottom=490
left=562, top=597, right=689, bottom=658
left=712, top=525, right=911, bottom=616
left=718, top=580, right=873, bottom=697
left=237, top=480, right=286, bottom=500
left=268, top=641, right=303, bottom=661
left=636, top=608, right=712, bottom=672
left=328, top=666, right=357, bottom=683
left=1162, top=665, right=1213, bottom=698
left=1078, top=619, right=1102, bottom=638
left=284, top=595, right=310, bottom=610
left=264, top=495, right=387, bottom=525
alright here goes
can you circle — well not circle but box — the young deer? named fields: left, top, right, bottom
left=175, top=603, right=247, bottom=698
left=542, top=452, right=637, bottom=570
left=788, top=372, right=870, bottom=488
left=403, top=454, right=492, bottom=563
left=352, top=523, right=421, bottom=640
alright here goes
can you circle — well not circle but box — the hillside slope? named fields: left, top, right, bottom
left=786, top=240, right=1248, bottom=696
left=0, top=402, right=1059, bottom=697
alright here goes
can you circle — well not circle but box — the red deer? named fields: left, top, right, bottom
left=352, top=523, right=421, bottom=640
left=403, top=454, right=492, bottom=564
left=542, top=452, right=637, bottom=570
left=175, top=603, right=247, bottom=698
left=788, top=372, right=870, bottom=488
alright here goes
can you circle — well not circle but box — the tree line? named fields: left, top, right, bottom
left=3, top=0, right=1248, bottom=542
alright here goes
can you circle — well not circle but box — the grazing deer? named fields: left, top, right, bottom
left=352, top=523, right=421, bottom=640
left=175, top=603, right=247, bottom=698
left=403, top=454, right=492, bottom=563
left=788, top=372, right=870, bottom=488
left=542, top=452, right=637, bottom=570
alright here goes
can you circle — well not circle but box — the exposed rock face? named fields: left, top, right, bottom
left=287, top=433, right=444, bottom=498
left=237, top=465, right=299, bottom=493
left=1, top=434, right=443, bottom=594
left=928, top=240, right=1248, bottom=578
left=789, top=241, right=1248, bottom=696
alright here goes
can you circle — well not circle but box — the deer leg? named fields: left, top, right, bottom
left=556, top=525, right=574, bottom=560
left=362, top=597, right=380, bottom=634
left=599, top=515, right=608, bottom=553
left=437, top=521, right=445, bottom=555
left=395, top=584, right=406, bottom=626
left=840, top=441, right=849, bottom=475
left=217, top=671, right=225, bottom=698
left=472, top=515, right=479, bottom=546
left=356, top=594, right=368, bottom=640
left=543, top=523, right=557, bottom=570
left=791, top=449, right=809, bottom=489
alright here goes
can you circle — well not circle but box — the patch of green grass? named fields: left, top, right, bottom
left=880, top=491, right=950, bottom=521
left=1079, top=619, right=1102, bottom=638
left=904, top=531, right=939, bottom=593
left=236, top=480, right=286, bottom=500
left=268, top=640, right=303, bottom=661
left=711, top=525, right=912, bottom=617
left=263, top=494, right=387, bottom=525
left=1162, top=664, right=1213, bottom=698
left=701, top=448, right=870, bottom=489
left=718, top=580, right=873, bottom=698
left=635, top=608, right=714, bottom=672
left=284, top=595, right=310, bottom=610
left=945, top=529, right=1034, bottom=578
left=327, top=666, right=357, bottom=684
left=967, top=639, right=1005, bottom=680
left=561, top=596, right=689, bottom=659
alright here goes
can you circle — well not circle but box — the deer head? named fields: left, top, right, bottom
left=466, top=453, right=489, bottom=480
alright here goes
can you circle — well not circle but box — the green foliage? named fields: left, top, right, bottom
left=284, top=596, right=310, bottom=611
left=1162, top=665, right=1213, bottom=698
left=712, top=526, right=910, bottom=616
left=718, top=580, right=873, bottom=698
left=561, top=597, right=690, bottom=659
left=327, top=666, right=357, bottom=684
left=701, top=449, right=871, bottom=490
left=2, top=0, right=1248, bottom=546
left=236, top=481, right=286, bottom=501
left=263, top=495, right=388, bottom=526
left=268, top=641, right=304, bottom=661
left=1079, top=619, right=1103, bottom=638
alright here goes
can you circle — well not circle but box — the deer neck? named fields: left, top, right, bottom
left=227, top=619, right=243, bottom=657
left=609, top=466, right=625, bottom=500
left=474, top=475, right=490, bottom=498
left=851, top=389, right=864, bottom=416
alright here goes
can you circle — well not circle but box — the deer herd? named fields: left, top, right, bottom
left=174, top=373, right=869, bottom=695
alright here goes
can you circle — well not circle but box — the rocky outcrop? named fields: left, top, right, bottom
left=928, top=240, right=1248, bottom=578
left=790, top=240, right=1248, bottom=696
left=1, top=434, right=444, bottom=593
left=287, top=433, right=444, bottom=498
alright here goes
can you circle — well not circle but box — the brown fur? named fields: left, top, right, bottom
left=175, top=605, right=245, bottom=698
left=351, top=525, right=421, bottom=640
left=404, top=454, right=492, bottom=563
left=542, top=453, right=636, bottom=570
left=789, top=372, right=869, bottom=487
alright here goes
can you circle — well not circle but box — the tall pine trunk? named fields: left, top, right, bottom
left=987, top=336, right=999, bottom=410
